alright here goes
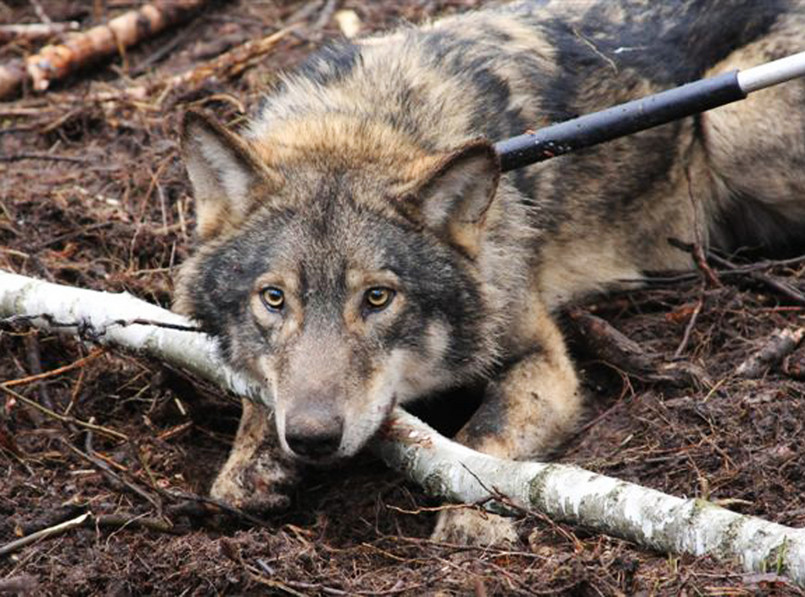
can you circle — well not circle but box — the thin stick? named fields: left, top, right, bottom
left=0, top=153, right=89, bottom=164
left=673, top=285, right=705, bottom=358
left=2, top=348, right=103, bottom=388
left=62, top=440, right=162, bottom=509
left=0, top=385, right=128, bottom=441
left=0, top=512, right=90, bottom=557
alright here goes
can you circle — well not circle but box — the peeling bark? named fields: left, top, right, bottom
left=2, top=270, right=804, bottom=586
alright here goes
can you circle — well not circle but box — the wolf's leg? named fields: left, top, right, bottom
left=210, top=398, right=299, bottom=511
left=433, top=302, right=583, bottom=545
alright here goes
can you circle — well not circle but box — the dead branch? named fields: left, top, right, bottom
left=2, top=270, right=805, bottom=586
left=668, top=239, right=805, bottom=305
left=1, top=348, right=103, bottom=388
left=0, top=22, right=79, bottom=44
left=158, top=26, right=293, bottom=93
left=0, top=383, right=129, bottom=441
left=736, top=327, right=805, bottom=378
left=0, top=511, right=182, bottom=557
left=708, top=253, right=805, bottom=306
left=0, top=512, right=90, bottom=557
left=567, top=308, right=706, bottom=386
left=0, top=0, right=207, bottom=101
left=49, top=25, right=293, bottom=112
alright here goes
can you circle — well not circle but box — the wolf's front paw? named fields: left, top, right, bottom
left=210, top=448, right=298, bottom=511
left=210, top=399, right=299, bottom=512
left=431, top=508, right=518, bottom=546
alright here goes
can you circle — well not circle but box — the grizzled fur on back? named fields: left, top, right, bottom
left=176, top=0, right=805, bottom=541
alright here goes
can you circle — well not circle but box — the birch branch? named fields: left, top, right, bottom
left=0, top=271, right=267, bottom=406
left=1, top=270, right=804, bottom=586
left=0, top=22, right=80, bottom=44
left=0, top=0, right=207, bottom=100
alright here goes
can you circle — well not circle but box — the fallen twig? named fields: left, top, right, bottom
left=0, top=152, right=88, bottom=163
left=0, top=512, right=90, bottom=557
left=163, top=26, right=293, bottom=92
left=2, top=270, right=805, bottom=586
left=673, top=284, right=705, bottom=358
left=567, top=308, right=705, bottom=386
left=63, top=436, right=162, bottom=510
left=0, top=511, right=181, bottom=557
left=0, top=384, right=129, bottom=441
left=668, top=239, right=805, bottom=305
left=708, top=253, right=805, bottom=306
left=736, top=327, right=805, bottom=378
left=2, top=348, right=103, bottom=388
left=0, top=0, right=208, bottom=100
left=0, top=21, right=79, bottom=44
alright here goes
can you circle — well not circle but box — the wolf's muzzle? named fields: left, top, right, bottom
left=285, top=409, right=344, bottom=460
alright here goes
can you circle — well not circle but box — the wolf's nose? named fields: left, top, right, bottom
left=285, top=414, right=343, bottom=459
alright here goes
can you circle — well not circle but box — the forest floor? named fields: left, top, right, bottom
left=1, top=1, right=804, bottom=595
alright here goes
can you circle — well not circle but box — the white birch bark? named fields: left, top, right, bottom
left=0, top=271, right=268, bottom=407
left=2, top=270, right=804, bottom=586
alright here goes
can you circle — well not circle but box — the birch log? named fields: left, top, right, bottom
left=1, top=269, right=804, bottom=586
left=0, top=0, right=206, bottom=100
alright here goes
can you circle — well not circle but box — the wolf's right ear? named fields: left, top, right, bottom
left=181, top=110, right=275, bottom=240
left=397, top=140, right=500, bottom=258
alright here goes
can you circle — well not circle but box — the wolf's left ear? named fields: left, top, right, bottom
left=181, top=110, right=275, bottom=240
left=402, top=140, right=500, bottom=257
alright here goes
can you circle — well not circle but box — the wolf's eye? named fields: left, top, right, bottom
left=364, top=287, right=395, bottom=311
left=260, top=287, right=285, bottom=311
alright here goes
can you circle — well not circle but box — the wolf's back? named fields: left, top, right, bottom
left=508, top=0, right=795, bottom=85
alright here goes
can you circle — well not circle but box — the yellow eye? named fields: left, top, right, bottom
left=364, top=287, right=395, bottom=311
left=261, top=287, right=285, bottom=311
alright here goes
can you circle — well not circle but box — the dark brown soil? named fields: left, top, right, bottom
left=1, top=1, right=804, bottom=595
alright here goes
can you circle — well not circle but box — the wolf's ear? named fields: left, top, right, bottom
left=181, top=110, right=273, bottom=240
left=402, top=140, right=500, bottom=257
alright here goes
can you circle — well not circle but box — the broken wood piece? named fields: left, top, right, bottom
left=0, top=0, right=207, bottom=101
left=567, top=309, right=705, bottom=387
left=736, top=327, right=805, bottom=378
left=0, top=576, right=39, bottom=594
left=164, top=26, right=293, bottom=92
left=77, top=26, right=292, bottom=109
left=0, top=21, right=80, bottom=44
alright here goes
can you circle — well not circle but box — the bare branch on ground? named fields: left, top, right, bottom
left=2, top=270, right=805, bottom=586
left=0, top=0, right=208, bottom=100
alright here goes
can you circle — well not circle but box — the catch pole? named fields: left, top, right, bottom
left=494, top=50, right=805, bottom=172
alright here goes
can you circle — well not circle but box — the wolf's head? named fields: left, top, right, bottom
left=175, top=110, right=502, bottom=462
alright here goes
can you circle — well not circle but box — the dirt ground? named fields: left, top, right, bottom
left=1, top=1, right=804, bottom=595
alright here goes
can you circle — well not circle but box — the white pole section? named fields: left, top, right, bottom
left=738, top=50, right=805, bottom=93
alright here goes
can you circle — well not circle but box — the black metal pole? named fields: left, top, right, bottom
left=494, top=70, right=745, bottom=172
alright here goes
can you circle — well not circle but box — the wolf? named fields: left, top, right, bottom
left=174, top=0, right=805, bottom=544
